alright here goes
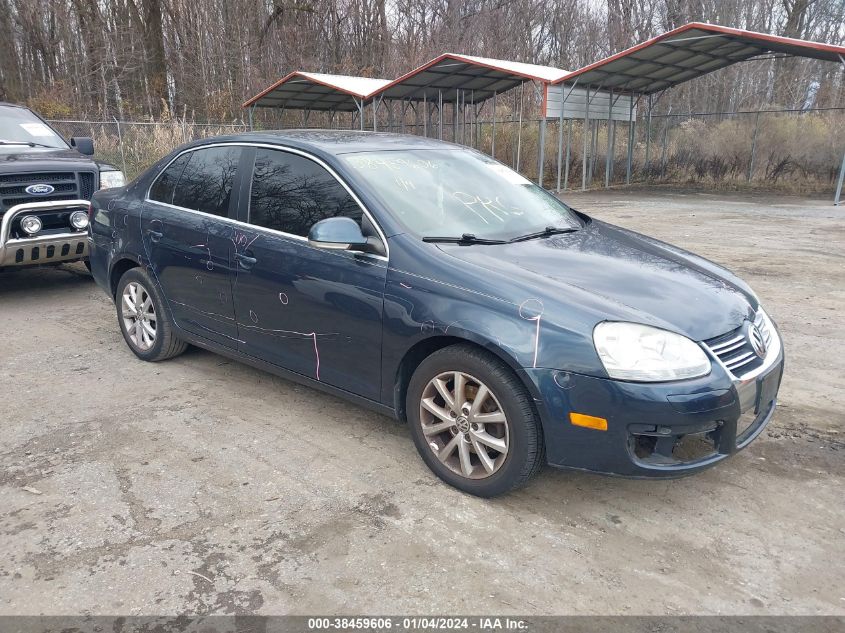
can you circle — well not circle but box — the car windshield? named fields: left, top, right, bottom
left=340, top=149, right=581, bottom=240
left=0, top=105, right=68, bottom=149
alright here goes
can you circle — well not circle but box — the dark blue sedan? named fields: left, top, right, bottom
left=88, top=131, right=783, bottom=496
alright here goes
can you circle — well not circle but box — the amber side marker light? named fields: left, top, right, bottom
left=569, top=412, right=608, bottom=431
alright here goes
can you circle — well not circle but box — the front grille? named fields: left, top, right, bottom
left=80, top=172, right=96, bottom=199
left=0, top=170, right=98, bottom=213
left=705, top=310, right=773, bottom=378
left=0, top=172, right=76, bottom=184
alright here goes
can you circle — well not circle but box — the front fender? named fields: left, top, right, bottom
left=379, top=266, right=603, bottom=408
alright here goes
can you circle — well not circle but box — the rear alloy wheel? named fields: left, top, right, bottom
left=420, top=371, right=509, bottom=479
left=407, top=344, right=544, bottom=497
left=116, top=267, right=187, bottom=362
left=121, top=281, right=157, bottom=351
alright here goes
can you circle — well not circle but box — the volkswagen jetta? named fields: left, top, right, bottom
left=88, top=131, right=784, bottom=496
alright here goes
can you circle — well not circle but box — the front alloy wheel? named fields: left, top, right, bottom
left=407, top=344, right=543, bottom=497
left=420, top=371, right=509, bottom=479
left=121, top=281, right=157, bottom=351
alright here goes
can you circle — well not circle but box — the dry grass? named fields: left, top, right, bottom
left=47, top=111, right=844, bottom=193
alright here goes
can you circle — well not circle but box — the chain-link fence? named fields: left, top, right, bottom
left=531, top=107, right=845, bottom=193
left=47, top=119, right=248, bottom=180
left=48, top=108, right=845, bottom=196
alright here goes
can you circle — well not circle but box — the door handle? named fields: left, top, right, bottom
left=235, top=252, right=257, bottom=269
left=147, top=229, right=163, bottom=242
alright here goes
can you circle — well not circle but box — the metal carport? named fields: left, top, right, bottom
left=369, top=54, right=569, bottom=169
left=241, top=72, right=391, bottom=129
left=545, top=22, right=845, bottom=202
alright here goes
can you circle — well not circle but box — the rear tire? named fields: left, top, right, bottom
left=407, top=344, right=544, bottom=497
left=115, top=267, right=187, bottom=362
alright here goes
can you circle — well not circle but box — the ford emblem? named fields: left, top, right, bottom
left=25, top=183, right=55, bottom=196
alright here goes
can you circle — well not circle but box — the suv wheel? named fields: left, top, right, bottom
left=407, top=344, right=544, bottom=497
left=116, top=268, right=187, bottom=361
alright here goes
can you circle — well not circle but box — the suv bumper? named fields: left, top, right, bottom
left=0, top=200, right=89, bottom=268
left=525, top=345, right=784, bottom=478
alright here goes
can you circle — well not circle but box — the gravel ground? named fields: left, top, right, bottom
left=1, top=188, right=843, bottom=616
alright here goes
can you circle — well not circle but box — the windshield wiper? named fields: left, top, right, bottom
left=422, top=233, right=507, bottom=245
left=508, top=226, right=579, bottom=243
left=0, top=140, right=56, bottom=149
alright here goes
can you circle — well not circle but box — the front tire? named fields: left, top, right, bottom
left=115, top=267, right=187, bottom=362
left=407, top=344, right=544, bottom=497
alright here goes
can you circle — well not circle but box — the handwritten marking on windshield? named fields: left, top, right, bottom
left=395, top=177, right=416, bottom=191
left=452, top=192, right=512, bottom=223
left=347, top=157, right=440, bottom=172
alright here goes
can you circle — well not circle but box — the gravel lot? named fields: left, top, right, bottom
left=1, top=188, right=843, bottom=616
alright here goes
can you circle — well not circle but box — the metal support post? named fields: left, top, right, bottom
left=438, top=90, right=443, bottom=140
left=491, top=91, right=497, bottom=158
left=660, top=114, right=670, bottom=180
left=605, top=90, right=613, bottom=187
left=564, top=119, right=572, bottom=190
left=626, top=97, right=636, bottom=184
left=582, top=87, right=590, bottom=191
left=644, top=94, right=653, bottom=171
left=835, top=150, right=845, bottom=206
left=516, top=82, right=524, bottom=171
left=538, top=118, right=546, bottom=186
left=747, top=110, right=761, bottom=182
left=453, top=91, right=459, bottom=142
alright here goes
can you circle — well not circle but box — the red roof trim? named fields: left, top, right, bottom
left=552, top=21, right=845, bottom=86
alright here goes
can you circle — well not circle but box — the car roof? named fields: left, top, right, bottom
left=188, top=129, right=459, bottom=156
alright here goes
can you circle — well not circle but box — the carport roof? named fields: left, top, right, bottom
left=553, top=22, right=845, bottom=94
left=372, top=53, right=571, bottom=103
left=242, top=72, right=392, bottom=111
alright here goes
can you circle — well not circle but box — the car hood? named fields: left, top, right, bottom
left=0, top=146, right=97, bottom=172
left=435, top=219, right=757, bottom=342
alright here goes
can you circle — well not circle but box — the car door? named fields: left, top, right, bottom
left=231, top=146, right=387, bottom=401
left=141, top=145, right=245, bottom=348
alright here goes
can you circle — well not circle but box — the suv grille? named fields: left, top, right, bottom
left=705, top=310, right=772, bottom=377
left=0, top=171, right=98, bottom=213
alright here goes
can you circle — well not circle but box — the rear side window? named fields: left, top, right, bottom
left=249, top=148, right=362, bottom=237
left=149, top=153, right=190, bottom=204
left=172, top=146, right=241, bottom=217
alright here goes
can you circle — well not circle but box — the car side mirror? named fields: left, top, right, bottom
left=308, top=217, right=375, bottom=253
left=70, top=136, right=94, bottom=156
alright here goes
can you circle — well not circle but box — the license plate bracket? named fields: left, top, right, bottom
left=755, top=367, right=780, bottom=414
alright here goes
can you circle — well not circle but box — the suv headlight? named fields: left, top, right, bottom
left=99, top=170, right=125, bottom=189
left=593, top=322, right=711, bottom=382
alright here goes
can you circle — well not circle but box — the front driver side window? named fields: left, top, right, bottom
left=249, top=148, right=363, bottom=237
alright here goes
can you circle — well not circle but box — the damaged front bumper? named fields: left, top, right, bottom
left=0, top=200, right=90, bottom=268
left=525, top=332, right=784, bottom=478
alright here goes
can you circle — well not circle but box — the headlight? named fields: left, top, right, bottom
left=99, top=170, right=125, bottom=189
left=20, top=215, right=42, bottom=235
left=593, top=322, right=711, bottom=382
left=70, top=210, right=89, bottom=230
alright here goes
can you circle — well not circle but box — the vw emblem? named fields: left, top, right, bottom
left=25, top=183, right=55, bottom=196
left=748, top=323, right=767, bottom=358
